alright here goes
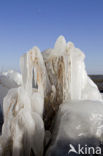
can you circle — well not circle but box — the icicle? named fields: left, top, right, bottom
left=34, top=67, right=37, bottom=87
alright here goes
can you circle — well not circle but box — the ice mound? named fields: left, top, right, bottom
left=42, top=36, right=103, bottom=155
left=47, top=100, right=103, bottom=156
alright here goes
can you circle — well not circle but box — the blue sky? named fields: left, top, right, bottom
left=0, top=0, right=103, bottom=74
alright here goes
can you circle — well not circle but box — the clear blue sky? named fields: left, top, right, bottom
left=0, top=0, right=103, bottom=74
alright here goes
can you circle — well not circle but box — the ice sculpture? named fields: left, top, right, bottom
left=0, top=47, right=45, bottom=156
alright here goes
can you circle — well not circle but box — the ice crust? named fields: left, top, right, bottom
left=0, top=36, right=103, bottom=156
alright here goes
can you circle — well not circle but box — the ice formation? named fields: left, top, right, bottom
left=47, top=101, right=103, bottom=156
left=0, top=47, right=45, bottom=155
left=42, top=36, right=102, bottom=110
left=0, top=36, right=103, bottom=156
left=44, top=36, right=103, bottom=156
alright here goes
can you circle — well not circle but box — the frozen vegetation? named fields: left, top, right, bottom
left=0, top=36, right=103, bottom=156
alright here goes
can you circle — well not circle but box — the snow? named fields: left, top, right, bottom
left=1, top=70, right=22, bottom=86
left=0, top=70, right=22, bottom=111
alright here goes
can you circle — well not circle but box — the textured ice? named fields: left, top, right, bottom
left=42, top=36, right=102, bottom=110
left=47, top=100, right=103, bottom=156
left=0, top=47, right=45, bottom=156
left=42, top=36, right=103, bottom=156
